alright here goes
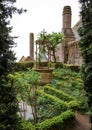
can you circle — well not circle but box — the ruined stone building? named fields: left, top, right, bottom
left=19, top=6, right=82, bottom=65
left=56, top=6, right=82, bottom=65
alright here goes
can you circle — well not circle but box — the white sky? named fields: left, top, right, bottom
left=11, top=0, right=80, bottom=61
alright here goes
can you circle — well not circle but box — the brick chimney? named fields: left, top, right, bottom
left=62, top=6, right=75, bottom=42
left=62, top=6, right=75, bottom=63
left=29, top=33, right=34, bottom=60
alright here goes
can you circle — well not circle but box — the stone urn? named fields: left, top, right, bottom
left=34, top=67, right=54, bottom=85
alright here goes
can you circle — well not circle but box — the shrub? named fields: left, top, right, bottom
left=52, top=68, right=89, bottom=114
left=55, top=62, right=63, bottom=69
left=20, top=119, right=35, bottom=130
left=13, top=62, right=34, bottom=71
left=44, top=85, right=79, bottom=110
left=36, top=110, right=75, bottom=130
left=44, top=85, right=76, bottom=102
left=37, top=90, right=68, bottom=111
left=18, top=110, right=75, bottom=130
left=63, top=64, right=80, bottom=72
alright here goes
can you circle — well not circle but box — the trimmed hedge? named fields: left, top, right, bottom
left=54, top=62, right=63, bottom=69
left=13, top=62, right=34, bottom=71
left=19, top=89, right=77, bottom=130
left=63, top=64, right=80, bottom=72
left=39, top=62, right=48, bottom=67
left=20, top=110, right=75, bottom=130
left=20, top=119, right=35, bottom=130
left=36, top=110, right=75, bottom=130
left=37, top=62, right=63, bottom=69
left=37, top=90, right=68, bottom=111
left=13, top=62, right=80, bottom=72
left=44, top=85, right=76, bottom=102
left=44, top=85, right=79, bottom=110
left=19, top=89, right=75, bottom=130
left=37, top=89, right=78, bottom=111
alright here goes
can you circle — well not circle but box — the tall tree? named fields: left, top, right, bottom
left=0, top=0, right=26, bottom=129
left=78, top=0, right=92, bottom=129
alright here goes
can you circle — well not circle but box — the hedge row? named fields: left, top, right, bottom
left=19, top=88, right=77, bottom=130
left=20, top=110, right=74, bottom=130
left=13, top=61, right=80, bottom=72
left=63, top=64, right=80, bottom=72
left=37, top=90, right=78, bottom=110
left=13, top=62, right=34, bottom=71
left=20, top=119, right=35, bottom=130
left=37, top=90, right=68, bottom=111
left=44, top=85, right=76, bottom=102
left=20, top=89, right=75, bottom=130
left=36, top=110, right=75, bottom=130
left=36, top=62, right=63, bottom=68
left=52, top=62, right=80, bottom=72
left=44, top=85, right=79, bottom=110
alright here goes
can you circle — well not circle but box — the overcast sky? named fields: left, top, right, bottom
left=11, top=0, right=80, bottom=61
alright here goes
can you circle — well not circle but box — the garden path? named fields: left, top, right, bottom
left=65, top=111, right=91, bottom=130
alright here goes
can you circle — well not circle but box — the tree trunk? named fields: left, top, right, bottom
left=52, top=48, right=56, bottom=62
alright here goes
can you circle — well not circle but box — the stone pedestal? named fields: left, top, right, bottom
left=34, top=68, right=54, bottom=85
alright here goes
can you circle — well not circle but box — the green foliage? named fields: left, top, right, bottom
left=0, top=79, right=21, bottom=130
left=36, top=62, right=48, bottom=68
left=54, top=62, right=63, bottom=69
left=20, top=119, right=35, bottom=130
left=37, top=91, right=67, bottom=122
left=36, top=110, right=75, bottom=130
left=8, top=69, right=41, bottom=101
left=37, top=31, right=64, bottom=62
left=79, top=0, right=92, bottom=62
left=8, top=68, right=77, bottom=128
left=7, top=66, right=86, bottom=129
left=37, top=90, right=68, bottom=111
left=53, top=68, right=80, bottom=80
left=36, top=88, right=78, bottom=124
left=8, top=69, right=41, bottom=124
left=0, top=0, right=26, bottom=76
left=0, top=0, right=26, bottom=129
left=13, top=62, right=34, bottom=71
left=46, top=32, right=64, bottom=47
left=44, top=85, right=76, bottom=102
left=52, top=68, right=89, bottom=113
left=10, top=110, right=74, bottom=130
left=44, top=85, right=79, bottom=110
left=63, top=64, right=80, bottom=72
left=78, top=0, right=92, bottom=126
left=46, top=32, right=64, bottom=62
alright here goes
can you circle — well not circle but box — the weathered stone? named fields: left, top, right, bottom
left=62, top=6, right=75, bottom=63
left=34, top=68, right=54, bottom=85
left=29, top=33, right=34, bottom=60
left=68, top=41, right=82, bottom=65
